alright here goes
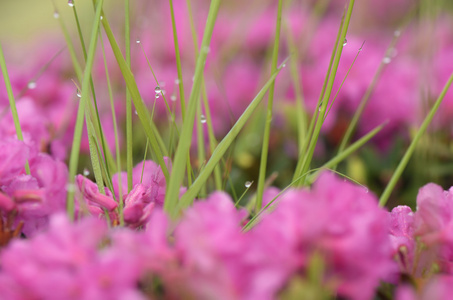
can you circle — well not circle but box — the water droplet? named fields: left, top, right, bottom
left=388, top=47, right=398, bottom=58
left=200, top=114, right=207, bottom=124
left=245, top=181, right=252, bottom=188
left=27, top=81, right=37, bottom=89
left=282, top=63, right=286, bottom=68
left=382, top=57, right=391, bottom=64
left=175, top=79, right=180, bottom=85
left=83, top=168, right=90, bottom=176
left=343, top=38, right=347, bottom=46
left=136, top=39, right=141, bottom=44
left=155, top=94, right=160, bottom=99
left=134, top=110, right=138, bottom=115
left=154, top=86, right=162, bottom=95
left=170, top=95, right=177, bottom=102
left=394, top=30, right=401, bottom=37
left=364, top=188, right=369, bottom=193
left=53, top=11, right=60, bottom=19
left=68, top=0, right=74, bottom=7
left=100, top=15, right=103, bottom=20
left=76, top=89, right=82, bottom=98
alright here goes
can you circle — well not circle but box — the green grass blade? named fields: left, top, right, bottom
left=125, top=0, right=133, bottom=193
left=296, top=0, right=355, bottom=186
left=100, top=34, right=124, bottom=225
left=186, top=0, right=223, bottom=191
left=169, top=0, right=186, bottom=118
left=66, top=0, right=104, bottom=220
left=292, top=8, right=345, bottom=184
left=164, top=0, right=222, bottom=217
left=337, top=34, right=400, bottom=159
left=53, top=6, right=83, bottom=80
left=255, top=0, right=283, bottom=211
left=98, top=10, right=169, bottom=180
left=307, top=121, right=387, bottom=184
left=0, top=42, right=30, bottom=174
left=379, top=71, right=453, bottom=207
left=177, top=61, right=287, bottom=212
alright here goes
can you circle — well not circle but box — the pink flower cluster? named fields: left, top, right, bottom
left=0, top=172, right=396, bottom=299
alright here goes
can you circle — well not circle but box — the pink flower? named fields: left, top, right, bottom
left=0, top=214, right=147, bottom=300
left=253, top=172, right=394, bottom=300
left=388, top=206, right=416, bottom=274
left=75, top=175, right=118, bottom=221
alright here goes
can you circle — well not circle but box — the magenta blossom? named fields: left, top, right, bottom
left=0, top=214, right=147, bottom=300
left=252, top=172, right=394, bottom=300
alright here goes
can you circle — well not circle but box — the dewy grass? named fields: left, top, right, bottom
left=125, top=0, right=133, bottom=193
left=177, top=60, right=288, bottom=212
left=0, top=42, right=30, bottom=175
left=379, top=71, right=453, bottom=207
left=67, top=0, right=105, bottom=220
left=292, top=8, right=345, bottom=185
left=98, top=6, right=169, bottom=181
left=186, top=0, right=223, bottom=191
left=255, top=0, right=283, bottom=212
left=169, top=0, right=186, bottom=119
left=294, top=0, right=355, bottom=186
left=100, top=35, right=124, bottom=225
left=71, top=0, right=114, bottom=193
left=54, top=7, right=83, bottom=80
left=164, top=0, right=222, bottom=218
left=336, top=31, right=402, bottom=162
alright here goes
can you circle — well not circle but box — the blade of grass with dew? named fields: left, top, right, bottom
left=292, top=8, right=345, bottom=184
left=324, top=41, right=365, bottom=120
left=98, top=9, right=169, bottom=180
left=186, top=0, right=223, bottom=191
left=336, top=32, right=401, bottom=164
left=125, top=0, right=133, bottom=193
left=0, top=42, right=30, bottom=174
left=255, top=0, right=283, bottom=211
left=296, top=0, right=355, bottom=186
left=306, top=121, right=387, bottom=184
left=100, top=36, right=124, bottom=226
left=53, top=6, right=83, bottom=80
left=235, top=181, right=253, bottom=208
left=72, top=1, right=116, bottom=188
left=137, top=43, right=194, bottom=186
left=379, top=71, right=453, bottom=207
left=200, top=82, right=223, bottom=190
left=196, top=102, right=207, bottom=198
left=164, top=0, right=222, bottom=217
left=177, top=60, right=288, bottom=212
left=66, top=0, right=104, bottom=220
left=169, top=0, right=186, bottom=118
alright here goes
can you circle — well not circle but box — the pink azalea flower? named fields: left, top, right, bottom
left=253, top=172, right=394, bottom=300
left=75, top=175, right=118, bottom=221
left=388, top=206, right=416, bottom=274
left=0, top=214, right=147, bottom=300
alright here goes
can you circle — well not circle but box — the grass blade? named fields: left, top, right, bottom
left=177, top=61, right=287, bottom=212
left=164, top=0, right=222, bottom=217
left=0, top=43, right=30, bottom=174
left=66, top=0, right=104, bottom=220
left=255, top=0, right=283, bottom=211
left=379, top=71, right=453, bottom=207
